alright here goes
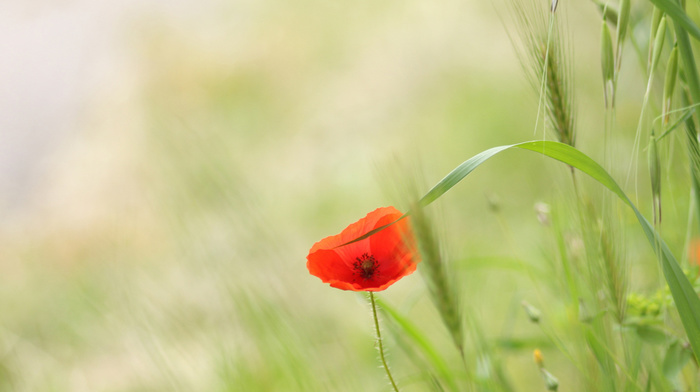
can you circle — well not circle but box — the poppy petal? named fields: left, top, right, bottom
left=369, top=215, right=417, bottom=278
left=307, top=249, right=361, bottom=289
left=306, top=206, right=419, bottom=292
left=308, top=207, right=401, bottom=253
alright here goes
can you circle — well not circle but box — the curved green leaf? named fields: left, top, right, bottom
left=418, top=145, right=512, bottom=207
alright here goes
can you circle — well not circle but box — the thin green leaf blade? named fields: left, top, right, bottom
left=418, top=145, right=512, bottom=207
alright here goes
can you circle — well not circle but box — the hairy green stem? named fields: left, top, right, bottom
left=369, top=292, right=399, bottom=392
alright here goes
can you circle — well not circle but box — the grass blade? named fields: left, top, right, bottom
left=418, top=145, right=512, bottom=208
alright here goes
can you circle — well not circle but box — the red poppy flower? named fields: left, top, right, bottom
left=307, top=206, right=420, bottom=291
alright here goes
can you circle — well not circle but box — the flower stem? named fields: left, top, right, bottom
left=369, top=292, right=400, bottom=392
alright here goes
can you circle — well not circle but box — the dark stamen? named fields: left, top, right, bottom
left=353, top=253, right=379, bottom=280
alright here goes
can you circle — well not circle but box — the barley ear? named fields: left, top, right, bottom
left=410, top=203, right=464, bottom=356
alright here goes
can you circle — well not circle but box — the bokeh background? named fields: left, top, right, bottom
left=0, top=0, right=679, bottom=390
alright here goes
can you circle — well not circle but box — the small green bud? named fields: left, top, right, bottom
left=541, top=369, right=559, bottom=391
left=522, top=301, right=542, bottom=323
left=663, top=45, right=679, bottom=124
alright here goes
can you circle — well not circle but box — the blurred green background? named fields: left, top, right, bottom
left=0, top=0, right=688, bottom=390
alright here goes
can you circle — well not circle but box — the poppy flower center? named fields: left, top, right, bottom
left=353, top=253, right=379, bottom=280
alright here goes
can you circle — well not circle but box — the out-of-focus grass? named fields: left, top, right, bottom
left=0, top=0, right=692, bottom=390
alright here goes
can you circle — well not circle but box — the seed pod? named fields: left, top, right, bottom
left=522, top=301, right=542, bottom=323
left=601, top=18, right=615, bottom=107
left=651, top=7, right=663, bottom=37
left=541, top=369, right=560, bottom=391
left=617, top=0, right=631, bottom=45
left=663, top=45, right=679, bottom=124
left=648, top=8, right=664, bottom=70
left=650, top=17, right=667, bottom=74
left=598, top=2, right=619, bottom=26
left=551, top=0, right=558, bottom=13
left=649, top=129, right=662, bottom=224
left=649, top=131, right=661, bottom=197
